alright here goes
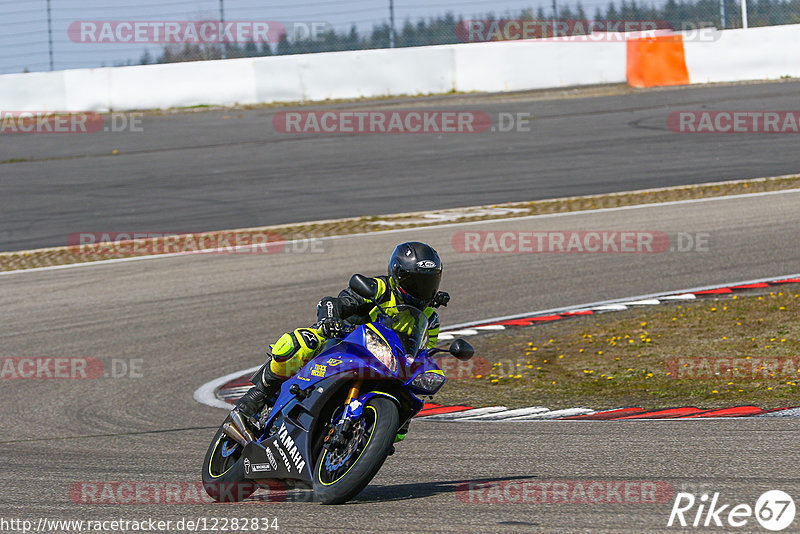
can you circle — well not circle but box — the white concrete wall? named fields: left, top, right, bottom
left=0, top=40, right=626, bottom=112
left=452, top=39, right=626, bottom=92
left=1, top=24, right=797, bottom=112
left=684, top=24, right=800, bottom=84
left=0, top=70, right=69, bottom=112
left=294, top=46, right=456, bottom=101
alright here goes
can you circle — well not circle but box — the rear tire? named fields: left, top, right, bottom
left=202, top=416, right=258, bottom=502
left=312, top=397, right=399, bottom=505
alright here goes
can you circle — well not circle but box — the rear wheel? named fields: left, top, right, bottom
left=202, top=416, right=258, bottom=502
left=312, top=397, right=399, bottom=505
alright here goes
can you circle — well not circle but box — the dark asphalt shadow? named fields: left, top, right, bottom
left=246, top=475, right=537, bottom=505
left=353, top=475, right=537, bottom=504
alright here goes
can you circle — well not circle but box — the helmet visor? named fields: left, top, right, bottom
left=395, top=269, right=441, bottom=305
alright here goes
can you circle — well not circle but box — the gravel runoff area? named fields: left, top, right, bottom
left=2, top=174, right=799, bottom=272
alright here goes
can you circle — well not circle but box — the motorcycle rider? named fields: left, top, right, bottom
left=235, top=241, right=450, bottom=422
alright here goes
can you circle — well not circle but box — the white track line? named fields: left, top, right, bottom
left=5, top=187, right=800, bottom=276
left=0, top=252, right=194, bottom=276
left=756, top=407, right=800, bottom=417
left=445, top=329, right=480, bottom=336
left=660, top=294, right=697, bottom=301
left=500, top=408, right=596, bottom=420
left=456, top=406, right=550, bottom=420
left=193, top=365, right=261, bottom=410
left=591, top=304, right=629, bottom=311
left=442, top=272, right=800, bottom=331
left=421, top=406, right=509, bottom=420
left=620, top=299, right=661, bottom=306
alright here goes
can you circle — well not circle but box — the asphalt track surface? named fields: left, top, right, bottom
left=3, top=190, right=800, bottom=532
left=3, top=79, right=800, bottom=252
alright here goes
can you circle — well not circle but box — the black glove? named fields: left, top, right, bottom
left=315, top=317, right=350, bottom=339
left=433, top=291, right=450, bottom=308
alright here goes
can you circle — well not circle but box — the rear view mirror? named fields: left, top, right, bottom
left=449, top=339, right=474, bottom=361
left=349, top=274, right=379, bottom=300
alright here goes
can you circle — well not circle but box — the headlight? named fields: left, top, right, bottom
left=366, top=328, right=397, bottom=372
left=410, top=371, right=446, bottom=394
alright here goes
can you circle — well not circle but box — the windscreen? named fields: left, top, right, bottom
left=378, top=304, right=429, bottom=358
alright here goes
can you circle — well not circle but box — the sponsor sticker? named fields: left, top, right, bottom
left=277, top=424, right=306, bottom=473
left=251, top=463, right=273, bottom=473
left=265, top=447, right=278, bottom=471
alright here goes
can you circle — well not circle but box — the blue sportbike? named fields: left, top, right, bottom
left=202, top=275, right=474, bottom=504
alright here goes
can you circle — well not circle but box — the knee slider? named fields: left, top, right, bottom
left=269, top=328, right=323, bottom=363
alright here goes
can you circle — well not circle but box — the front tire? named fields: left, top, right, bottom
left=202, top=416, right=258, bottom=502
left=312, top=397, right=399, bottom=505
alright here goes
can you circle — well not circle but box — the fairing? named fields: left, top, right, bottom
left=240, top=310, right=445, bottom=483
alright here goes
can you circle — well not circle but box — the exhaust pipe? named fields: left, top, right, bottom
left=222, top=422, right=249, bottom=448
left=229, top=410, right=256, bottom=443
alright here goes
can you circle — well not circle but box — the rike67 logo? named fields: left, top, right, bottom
left=668, top=490, right=796, bottom=531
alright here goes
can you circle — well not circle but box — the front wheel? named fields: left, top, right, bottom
left=312, top=397, right=399, bottom=505
left=202, top=416, right=258, bottom=502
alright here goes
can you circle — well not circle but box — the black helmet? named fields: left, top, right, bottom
left=388, top=242, right=442, bottom=308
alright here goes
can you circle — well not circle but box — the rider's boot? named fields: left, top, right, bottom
left=395, top=420, right=410, bottom=443
left=235, top=364, right=285, bottom=423
left=236, top=328, right=323, bottom=424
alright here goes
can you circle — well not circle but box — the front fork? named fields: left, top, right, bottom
left=323, top=380, right=363, bottom=451
left=344, top=381, right=363, bottom=414
left=323, top=381, right=407, bottom=454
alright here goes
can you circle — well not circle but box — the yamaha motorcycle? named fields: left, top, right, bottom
left=202, top=275, right=474, bottom=505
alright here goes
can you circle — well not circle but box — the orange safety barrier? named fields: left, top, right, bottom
left=626, top=34, right=690, bottom=88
